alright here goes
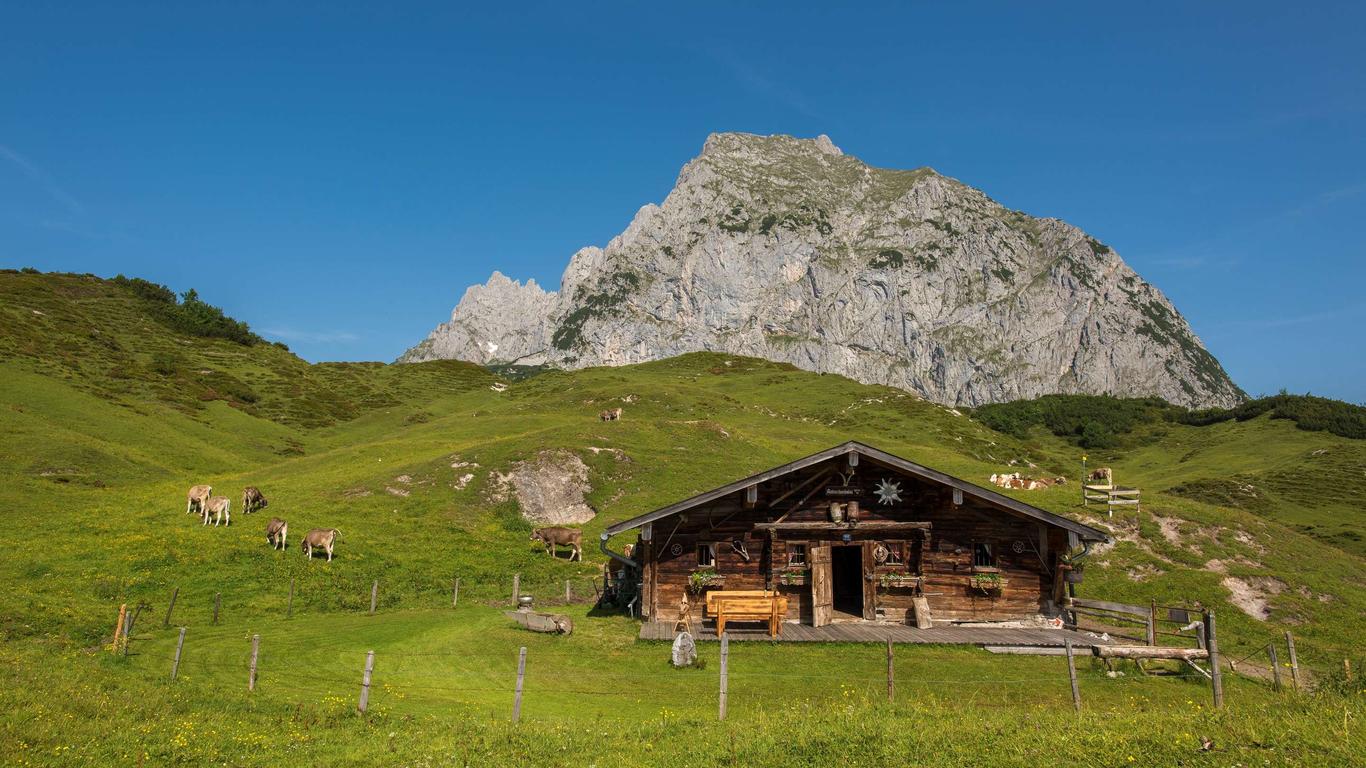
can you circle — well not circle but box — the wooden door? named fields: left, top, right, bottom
left=810, top=544, right=833, bottom=627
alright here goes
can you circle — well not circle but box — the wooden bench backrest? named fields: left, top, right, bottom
left=713, top=595, right=789, bottom=618
left=704, top=590, right=774, bottom=614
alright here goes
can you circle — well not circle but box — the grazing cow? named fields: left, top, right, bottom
left=242, top=486, right=268, bottom=514
left=598, top=407, right=623, bottom=422
left=531, top=527, right=582, bottom=561
left=301, top=528, right=340, bottom=561
left=1088, top=467, right=1113, bottom=485
left=265, top=517, right=288, bottom=550
left=201, top=496, right=231, bottom=526
left=186, top=484, right=212, bottom=515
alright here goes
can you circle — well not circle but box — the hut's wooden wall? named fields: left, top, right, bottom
left=639, top=456, right=1071, bottom=625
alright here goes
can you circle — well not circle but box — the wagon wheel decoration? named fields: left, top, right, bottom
left=669, top=543, right=683, bottom=556
left=872, top=543, right=890, bottom=564
left=1011, top=540, right=1026, bottom=554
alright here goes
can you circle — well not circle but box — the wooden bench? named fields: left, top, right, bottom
left=705, top=590, right=788, bottom=637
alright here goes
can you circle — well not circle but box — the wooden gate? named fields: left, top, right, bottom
left=811, top=544, right=833, bottom=627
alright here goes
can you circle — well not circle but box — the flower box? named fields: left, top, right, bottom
left=969, top=573, right=1007, bottom=592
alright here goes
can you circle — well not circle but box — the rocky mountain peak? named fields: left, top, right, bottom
left=400, top=134, right=1242, bottom=409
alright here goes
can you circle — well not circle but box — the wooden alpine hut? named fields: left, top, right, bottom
left=600, top=441, right=1110, bottom=634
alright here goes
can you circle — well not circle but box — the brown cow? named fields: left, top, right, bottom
left=186, top=484, right=212, bottom=515
left=531, top=527, right=582, bottom=561
left=242, top=486, right=268, bottom=514
left=265, top=517, right=288, bottom=550
left=201, top=496, right=231, bottom=526
left=1088, top=467, right=1113, bottom=485
left=598, top=407, right=623, bottom=422
left=301, top=528, right=340, bottom=561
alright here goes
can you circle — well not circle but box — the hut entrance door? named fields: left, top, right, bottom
left=831, top=545, right=864, bottom=619
left=810, top=544, right=833, bottom=627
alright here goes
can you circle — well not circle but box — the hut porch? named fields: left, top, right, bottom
left=639, top=620, right=1113, bottom=647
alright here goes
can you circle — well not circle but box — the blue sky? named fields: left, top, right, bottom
left=2, top=2, right=1363, bottom=402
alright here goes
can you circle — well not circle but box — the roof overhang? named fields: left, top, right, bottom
left=602, top=441, right=1112, bottom=543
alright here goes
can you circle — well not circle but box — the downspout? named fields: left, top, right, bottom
left=599, top=531, right=638, bottom=569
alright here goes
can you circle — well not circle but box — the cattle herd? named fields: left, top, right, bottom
left=185, top=484, right=341, bottom=561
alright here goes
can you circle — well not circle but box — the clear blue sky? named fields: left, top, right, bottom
left=3, top=3, right=1363, bottom=402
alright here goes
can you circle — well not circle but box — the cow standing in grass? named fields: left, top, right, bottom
left=598, top=407, right=623, bottom=422
left=531, top=527, right=582, bottom=561
left=266, top=517, right=288, bottom=550
left=186, top=484, right=212, bottom=516
left=242, top=486, right=268, bottom=514
left=202, top=496, right=231, bottom=526
left=301, top=528, right=340, bottom=561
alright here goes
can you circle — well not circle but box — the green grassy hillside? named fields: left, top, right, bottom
left=1, top=271, right=1361, bottom=766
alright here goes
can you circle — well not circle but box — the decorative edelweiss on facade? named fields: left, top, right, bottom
left=875, top=477, right=902, bottom=506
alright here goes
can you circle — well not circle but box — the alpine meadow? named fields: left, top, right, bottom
left=1, top=269, right=1361, bottom=767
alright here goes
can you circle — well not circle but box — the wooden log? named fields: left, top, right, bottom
left=512, top=647, right=527, bottom=723
left=504, top=611, right=573, bottom=634
left=718, top=633, right=729, bottom=721
left=753, top=521, right=932, bottom=532
left=1094, top=645, right=1210, bottom=660
left=248, top=634, right=260, bottom=692
left=170, top=627, right=186, bottom=680
left=1069, top=597, right=1151, bottom=617
left=1207, top=611, right=1224, bottom=709
left=1285, top=631, right=1301, bottom=692
left=164, top=587, right=179, bottom=628
left=1268, top=644, right=1282, bottom=692
left=1066, top=640, right=1081, bottom=712
left=358, top=650, right=375, bottom=713
left=370, top=580, right=379, bottom=615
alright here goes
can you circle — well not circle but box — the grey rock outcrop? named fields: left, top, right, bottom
left=491, top=451, right=596, bottom=527
left=401, top=133, right=1242, bottom=408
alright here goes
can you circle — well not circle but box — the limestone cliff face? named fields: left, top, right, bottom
left=400, top=133, right=1242, bottom=408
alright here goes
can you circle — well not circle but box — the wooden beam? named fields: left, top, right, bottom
left=766, top=468, right=832, bottom=509
left=1068, top=597, right=1151, bottom=617
left=754, top=521, right=932, bottom=532
left=1093, top=645, right=1210, bottom=661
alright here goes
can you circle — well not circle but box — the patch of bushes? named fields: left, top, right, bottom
left=973, top=392, right=1366, bottom=447
left=868, top=249, right=905, bottom=269
left=111, top=275, right=262, bottom=346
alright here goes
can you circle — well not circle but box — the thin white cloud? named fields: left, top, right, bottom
left=0, top=144, right=85, bottom=216
left=261, top=328, right=361, bottom=344
left=1214, top=303, right=1366, bottom=331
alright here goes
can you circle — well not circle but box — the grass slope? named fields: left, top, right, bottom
left=1, top=271, right=1361, bottom=766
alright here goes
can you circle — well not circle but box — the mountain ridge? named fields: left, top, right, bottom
left=402, top=132, right=1242, bottom=408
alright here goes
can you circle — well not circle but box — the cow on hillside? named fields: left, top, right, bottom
left=242, top=486, right=268, bottom=514
left=266, top=517, right=288, bottom=550
left=201, top=496, right=231, bottom=526
left=531, top=527, right=583, bottom=561
left=301, top=528, right=340, bottom=561
left=599, top=407, right=623, bottom=422
left=186, top=484, right=212, bottom=516
left=1088, top=467, right=1113, bottom=486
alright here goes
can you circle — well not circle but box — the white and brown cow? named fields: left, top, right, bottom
left=301, top=528, right=340, bottom=561
left=242, top=486, right=268, bottom=514
left=598, top=407, right=623, bottom=422
left=186, top=484, right=212, bottom=515
left=265, top=517, right=288, bottom=550
left=531, top=527, right=582, bottom=561
left=201, top=495, right=231, bottom=526
left=1088, top=467, right=1113, bottom=486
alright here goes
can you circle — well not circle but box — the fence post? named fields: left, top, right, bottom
left=1346, top=659, right=1354, bottom=682
left=1065, top=639, right=1081, bottom=712
left=212, top=593, right=221, bottom=625
left=123, top=604, right=144, bottom=657
left=1146, top=599, right=1156, bottom=646
left=164, top=587, right=179, bottom=628
left=358, top=650, right=375, bottom=713
left=287, top=578, right=295, bottom=619
left=718, top=633, right=729, bottom=721
left=886, top=637, right=895, bottom=702
left=370, top=580, right=379, bottom=615
left=513, top=574, right=520, bottom=603
left=248, top=634, right=260, bottom=692
left=1285, top=631, right=1300, bottom=692
left=171, top=627, right=186, bottom=680
left=1206, top=610, right=1224, bottom=709
left=565, top=580, right=571, bottom=602
left=1267, top=645, right=1282, bottom=692
left=452, top=577, right=460, bottom=607
left=512, top=647, right=527, bottom=723
left=112, top=604, right=127, bottom=651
